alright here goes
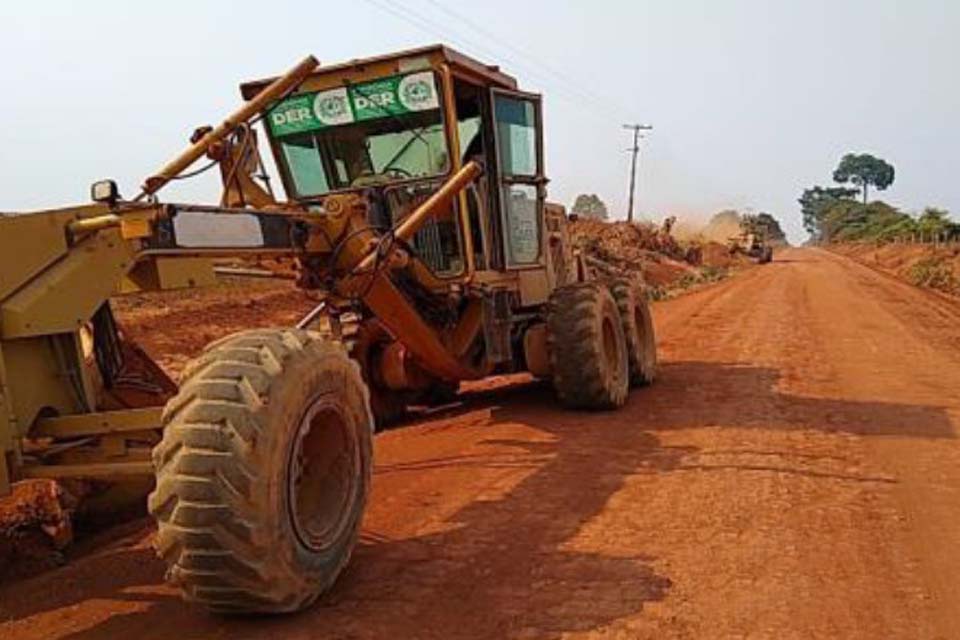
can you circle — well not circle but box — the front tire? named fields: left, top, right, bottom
left=149, top=328, right=373, bottom=614
left=547, top=283, right=629, bottom=409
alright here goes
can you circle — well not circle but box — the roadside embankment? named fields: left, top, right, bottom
left=830, top=242, right=960, bottom=297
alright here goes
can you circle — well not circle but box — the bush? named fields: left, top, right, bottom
left=906, top=257, right=958, bottom=293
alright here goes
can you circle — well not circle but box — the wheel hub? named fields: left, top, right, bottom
left=287, top=398, right=360, bottom=552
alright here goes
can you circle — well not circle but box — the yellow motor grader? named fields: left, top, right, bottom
left=727, top=216, right=774, bottom=264
left=0, top=46, right=656, bottom=612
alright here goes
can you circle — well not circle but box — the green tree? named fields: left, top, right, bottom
left=876, top=217, right=916, bottom=242
left=832, top=153, right=895, bottom=204
left=571, top=194, right=609, bottom=220
left=916, top=207, right=958, bottom=241
left=740, top=212, right=786, bottom=242
left=819, top=200, right=908, bottom=241
left=798, top=186, right=858, bottom=238
left=752, top=212, right=787, bottom=243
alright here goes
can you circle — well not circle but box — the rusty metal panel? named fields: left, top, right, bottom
left=518, top=268, right=550, bottom=306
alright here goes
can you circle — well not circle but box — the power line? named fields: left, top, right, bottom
left=624, top=123, right=653, bottom=222
left=418, top=0, right=637, bottom=121
left=360, top=0, right=627, bottom=125
left=362, top=0, right=659, bottom=215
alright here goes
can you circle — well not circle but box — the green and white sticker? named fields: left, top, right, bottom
left=267, top=71, right=439, bottom=137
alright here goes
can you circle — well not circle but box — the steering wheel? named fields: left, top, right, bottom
left=383, top=166, right=412, bottom=179
left=350, top=168, right=413, bottom=188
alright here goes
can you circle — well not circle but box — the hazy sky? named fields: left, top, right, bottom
left=1, top=1, right=956, bottom=242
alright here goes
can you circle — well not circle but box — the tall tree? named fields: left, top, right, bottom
left=798, top=186, right=859, bottom=238
left=571, top=194, right=609, bottom=220
left=832, top=153, right=895, bottom=204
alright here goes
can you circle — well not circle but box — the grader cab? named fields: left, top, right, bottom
left=0, top=46, right=657, bottom=613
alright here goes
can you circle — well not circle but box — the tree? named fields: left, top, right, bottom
left=819, top=200, right=909, bottom=242
left=916, top=207, right=959, bottom=241
left=751, top=212, right=787, bottom=244
left=571, top=194, right=609, bottom=220
left=832, top=153, right=895, bottom=204
left=798, top=186, right=858, bottom=238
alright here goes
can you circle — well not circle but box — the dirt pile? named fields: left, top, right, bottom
left=0, top=480, right=75, bottom=580
left=700, top=241, right=741, bottom=269
left=569, top=218, right=746, bottom=291
left=831, top=243, right=960, bottom=297
left=112, top=277, right=314, bottom=378
left=569, top=219, right=695, bottom=285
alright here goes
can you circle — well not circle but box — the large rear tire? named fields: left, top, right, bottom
left=547, top=283, right=629, bottom=409
left=149, top=328, right=373, bottom=614
left=610, top=279, right=658, bottom=387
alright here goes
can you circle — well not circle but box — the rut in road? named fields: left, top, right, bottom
left=1, top=247, right=959, bottom=639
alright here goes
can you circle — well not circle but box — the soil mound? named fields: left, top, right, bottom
left=568, top=218, right=747, bottom=292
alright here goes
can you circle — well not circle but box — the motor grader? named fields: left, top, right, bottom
left=728, top=228, right=773, bottom=263
left=0, top=46, right=657, bottom=612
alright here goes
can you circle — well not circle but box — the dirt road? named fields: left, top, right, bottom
left=2, top=247, right=959, bottom=639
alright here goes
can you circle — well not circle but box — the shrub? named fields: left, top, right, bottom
left=906, top=258, right=958, bottom=293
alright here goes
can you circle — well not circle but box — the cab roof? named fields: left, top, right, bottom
left=240, top=44, right=519, bottom=100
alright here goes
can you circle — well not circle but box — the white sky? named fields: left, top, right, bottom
left=1, top=0, right=957, bottom=243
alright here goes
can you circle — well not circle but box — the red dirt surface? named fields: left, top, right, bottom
left=699, top=241, right=741, bottom=269
left=111, top=277, right=316, bottom=378
left=2, top=247, right=960, bottom=638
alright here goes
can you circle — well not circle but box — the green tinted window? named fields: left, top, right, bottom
left=278, top=111, right=448, bottom=197
left=494, top=97, right=538, bottom=177
left=269, top=72, right=451, bottom=198
left=366, top=121, right=448, bottom=176
left=281, top=138, right=329, bottom=197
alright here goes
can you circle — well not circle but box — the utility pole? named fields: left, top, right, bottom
left=623, top=123, right=653, bottom=222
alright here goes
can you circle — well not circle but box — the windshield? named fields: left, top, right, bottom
left=267, top=71, right=450, bottom=198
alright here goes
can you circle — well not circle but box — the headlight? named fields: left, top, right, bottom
left=90, top=179, right=119, bottom=204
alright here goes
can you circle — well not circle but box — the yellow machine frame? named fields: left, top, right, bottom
left=0, top=47, right=581, bottom=494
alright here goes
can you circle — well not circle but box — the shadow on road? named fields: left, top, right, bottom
left=0, top=360, right=951, bottom=638
left=643, top=361, right=954, bottom=439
